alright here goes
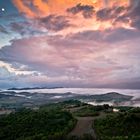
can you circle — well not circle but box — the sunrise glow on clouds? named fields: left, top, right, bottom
left=0, top=0, right=140, bottom=88
left=12, top=0, right=133, bottom=32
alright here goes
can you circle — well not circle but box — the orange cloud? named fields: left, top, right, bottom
left=12, top=0, right=36, bottom=18
left=13, top=0, right=129, bottom=18
left=12, top=0, right=131, bottom=32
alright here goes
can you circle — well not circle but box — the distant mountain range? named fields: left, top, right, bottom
left=0, top=91, right=134, bottom=101
left=8, top=87, right=64, bottom=90
left=0, top=91, right=135, bottom=109
left=88, top=92, right=133, bottom=102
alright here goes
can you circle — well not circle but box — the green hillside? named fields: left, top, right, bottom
left=94, top=108, right=140, bottom=140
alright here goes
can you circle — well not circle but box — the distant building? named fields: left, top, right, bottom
left=113, top=108, right=119, bottom=112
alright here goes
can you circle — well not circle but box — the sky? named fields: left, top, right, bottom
left=0, top=0, right=140, bottom=89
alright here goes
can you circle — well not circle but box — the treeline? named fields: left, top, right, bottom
left=94, top=107, right=140, bottom=140
left=74, top=104, right=112, bottom=117
left=0, top=108, right=76, bottom=140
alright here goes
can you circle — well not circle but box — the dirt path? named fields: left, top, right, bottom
left=69, top=117, right=97, bottom=139
left=68, top=112, right=108, bottom=139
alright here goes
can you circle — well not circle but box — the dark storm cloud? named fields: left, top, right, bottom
left=129, top=0, right=140, bottom=15
left=131, top=18, right=140, bottom=30
left=67, top=3, right=95, bottom=18
left=114, top=15, right=129, bottom=24
left=129, top=0, right=140, bottom=30
left=96, top=1, right=140, bottom=30
left=40, top=15, right=71, bottom=31
left=96, top=6, right=126, bottom=21
left=10, top=21, right=44, bottom=36
left=0, top=25, right=8, bottom=34
left=10, top=22, right=27, bottom=35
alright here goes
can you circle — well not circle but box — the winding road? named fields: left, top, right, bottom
left=69, top=116, right=97, bottom=139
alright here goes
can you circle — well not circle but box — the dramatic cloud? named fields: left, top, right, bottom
left=96, top=6, right=127, bottom=21
left=12, top=0, right=132, bottom=32
left=40, top=15, right=71, bottom=31
left=96, top=0, right=140, bottom=30
left=1, top=26, right=140, bottom=88
left=129, top=0, right=140, bottom=29
left=0, top=0, right=140, bottom=89
left=10, top=22, right=31, bottom=35
left=10, top=21, right=44, bottom=36
left=0, top=25, right=8, bottom=34
left=67, top=3, right=95, bottom=18
left=12, top=0, right=96, bottom=18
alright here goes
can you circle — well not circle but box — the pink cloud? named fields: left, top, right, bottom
left=1, top=27, right=140, bottom=88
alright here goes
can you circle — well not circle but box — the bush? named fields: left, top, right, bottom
left=94, top=110, right=140, bottom=139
